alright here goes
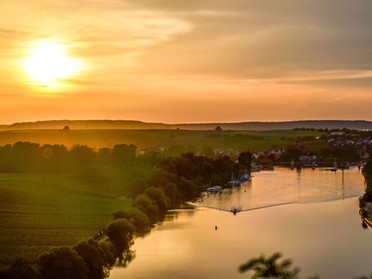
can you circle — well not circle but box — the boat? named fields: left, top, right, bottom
left=206, top=186, right=223, bottom=193
left=251, top=164, right=261, bottom=172
left=230, top=207, right=242, bottom=215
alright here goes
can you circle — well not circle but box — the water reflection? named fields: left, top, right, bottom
left=111, top=167, right=369, bottom=279
left=359, top=180, right=372, bottom=229
left=239, top=252, right=302, bottom=279
left=193, top=167, right=364, bottom=214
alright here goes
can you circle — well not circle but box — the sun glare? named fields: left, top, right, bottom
left=24, top=43, right=80, bottom=87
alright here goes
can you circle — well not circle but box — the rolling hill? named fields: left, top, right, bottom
left=1, top=119, right=372, bottom=131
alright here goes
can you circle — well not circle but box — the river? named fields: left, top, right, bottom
left=110, top=167, right=372, bottom=278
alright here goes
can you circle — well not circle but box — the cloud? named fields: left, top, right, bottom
left=126, top=0, right=372, bottom=81
left=293, top=77, right=372, bottom=89
left=3, top=0, right=372, bottom=81
left=2, top=0, right=372, bottom=123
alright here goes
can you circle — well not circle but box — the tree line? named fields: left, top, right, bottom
left=0, top=142, right=137, bottom=174
left=0, top=142, right=252, bottom=278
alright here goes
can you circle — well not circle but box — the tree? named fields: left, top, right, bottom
left=69, top=145, right=96, bottom=169
left=112, top=144, right=136, bottom=165
left=127, top=207, right=151, bottom=234
left=12, top=142, right=42, bottom=172
left=133, top=194, right=159, bottom=223
left=74, top=239, right=108, bottom=279
left=239, top=252, right=300, bottom=279
left=105, top=219, right=135, bottom=260
left=112, top=208, right=151, bottom=235
left=144, top=187, right=169, bottom=215
left=7, top=258, right=40, bottom=279
left=215, top=126, right=223, bottom=132
left=37, top=246, right=88, bottom=279
left=238, top=151, right=252, bottom=172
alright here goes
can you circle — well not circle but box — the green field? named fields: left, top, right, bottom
left=0, top=173, right=131, bottom=265
left=0, top=129, right=326, bottom=152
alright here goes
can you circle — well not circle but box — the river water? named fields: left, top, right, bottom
left=110, top=167, right=372, bottom=279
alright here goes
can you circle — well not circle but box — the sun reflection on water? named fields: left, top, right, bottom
left=194, top=167, right=365, bottom=213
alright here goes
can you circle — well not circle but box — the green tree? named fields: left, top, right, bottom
left=112, top=144, right=136, bottom=165
left=144, top=187, right=169, bottom=215
left=133, top=194, right=159, bottom=223
left=69, top=144, right=96, bottom=170
left=105, top=219, right=135, bottom=260
left=37, top=246, right=88, bottom=279
left=238, top=151, right=252, bottom=172
left=73, top=239, right=109, bottom=279
left=112, top=208, right=151, bottom=235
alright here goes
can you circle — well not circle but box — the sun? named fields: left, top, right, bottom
left=24, top=43, right=80, bottom=87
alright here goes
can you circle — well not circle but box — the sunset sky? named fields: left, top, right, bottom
left=1, top=0, right=372, bottom=124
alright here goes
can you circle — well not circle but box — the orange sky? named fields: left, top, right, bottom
left=1, top=0, right=372, bottom=124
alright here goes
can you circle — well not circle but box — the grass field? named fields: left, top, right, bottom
left=0, top=129, right=326, bottom=152
left=0, top=173, right=131, bottom=265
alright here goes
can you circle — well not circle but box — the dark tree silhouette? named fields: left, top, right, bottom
left=238, top=151, right=252, bottom=167
left=6, top=258, right=40, bottom=279
left=73, top=239, right=109, bottom=279
left=105, top=219, right=135, bottom=260
left=144, top=187, right=168, bottom=215
left=239, top=252, right=300, bottom=279
left=37, top=246, right=88, bottom=279
left=215, top=126, right=223, bottom=132
left=112, top=207, right=151, bottom=235
left=112, top=144, right=136, bottom=165
left=132, top=194, right=159, bottom=223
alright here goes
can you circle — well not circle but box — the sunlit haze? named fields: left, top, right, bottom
left=1, top=0, right=372, bottom=124
left=24, top=42, right=81, bottom=87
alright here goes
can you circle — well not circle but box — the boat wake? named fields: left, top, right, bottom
left=188, top=167, right=364, bottom=214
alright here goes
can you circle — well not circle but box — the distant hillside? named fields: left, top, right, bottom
left=171, top=120, right=372, bottom=131
left=1, top=120, right=372, bottom=131
left=3, top=120, right=169, bottom=130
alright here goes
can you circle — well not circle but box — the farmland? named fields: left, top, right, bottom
left=0, top=173, right=131, bottom=265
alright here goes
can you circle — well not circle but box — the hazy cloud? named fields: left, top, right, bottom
left=127, top=0, right=372, bottom=82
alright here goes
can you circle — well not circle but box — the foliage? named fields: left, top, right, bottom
left=144, top=187, right=169, bottom=215
left=0, top=129, right=325, bottom=157
left=112, top=144, right=136, bottom=165
left=112, top=207, right=151, bottom=235
left=239, top=252, right=300, bottom=279
left=0, top=258, right=40, bottom=279
left=133, top=194, right=159, bottom=223
left=363, top=160, right=372, bottom=192
left=73, top=240, right=111, bottom=279
left=37, top=246, right=89, bottom=279
left=238, top=151, right=252, bottom=171
left=105, top=219, right=135, bottom=259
